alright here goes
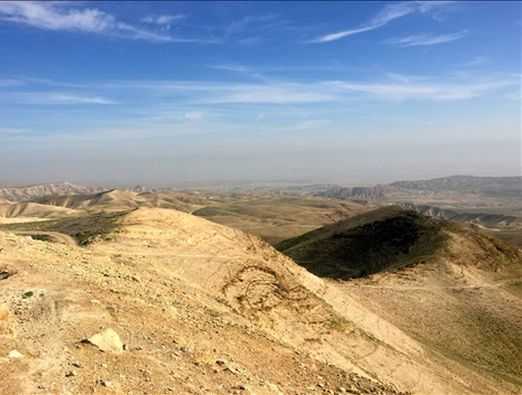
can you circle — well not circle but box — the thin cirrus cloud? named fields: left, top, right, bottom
left=325, top=79, right=515, bottom=101
left=0, top=1, right=207, bottom=43
left=141, top=14, right=186, bottom=26
left=309, top=1, right=455, bottom=43
left=6, top=92, right=117, bottom=105
left=460, top=56, right=489, bottom=67
left=386, top=30, right=468, bottom=47
left=4, top=73, right=517, bottom=107
left=209, top=64, right=267, bottom=81
left=106, top=73, right=517, bottom=104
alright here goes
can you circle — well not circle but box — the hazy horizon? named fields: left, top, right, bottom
left=1, top=1, right=520, bottom=185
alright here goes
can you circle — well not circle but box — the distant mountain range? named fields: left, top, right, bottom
left=315, top=185, right=387, bottom=200
left=0, top=182, right=160, bottom=202
left=1, top=175, right=520, bottom=204
left=315, top=175, right=521, bottom=201
left=399, top=203, right=522, bottom=229
left=0, top=182, right=105, bottom=202
left=390, top=175, right=522, bottom=197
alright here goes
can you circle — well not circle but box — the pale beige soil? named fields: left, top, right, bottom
left=0, top=208, right=520, bottom=394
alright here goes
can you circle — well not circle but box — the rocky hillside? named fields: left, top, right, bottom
left=278, top=207, right=521, bottom=278
left=314, top=185, right=387, bottom=201
left=277, top=207, right=445, bottom=278
left=277, top=207, right=522, bottom=393
left=0, top=208, right=410, bottom=395
left=0, top=202, right=78, bottom=219
left=399, top=203, right=522, bottom=229
left=2, top=208, right=519, bottom=394
left=390, top=175, right=522, bottom=198
left=309, top=175, right=522, bottom=202
left=0, top=183, right=106, bottom=202
left=36, top=190, right=206, bottom=213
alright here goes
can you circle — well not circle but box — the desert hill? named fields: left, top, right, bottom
left=399, top=203, right=522, bottom=229
left=0, top=202, right=77, bottom=220
left=193, top=196, right=369, bottom=245
left=0, top=208, right=409, bottom=395
left=36, top=189, right=207, bottom=213
left=390, top=175, right=522, bottom=197
left=278, top=206, right=521, bottom=278
left=277, top=207, right=445, bottom=279
left=1, top=208, right=520, bottom=394
left=0, top=182, right=106, bottom=202
left=313, top=175, right=522, bottom=201
left=278, top=207, right=522, bottom=391
left=36, top=189, right=143, bottom=211
left=315, top=185, right=387, bottom=201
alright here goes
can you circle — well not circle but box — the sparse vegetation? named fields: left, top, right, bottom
left=0, top=182, right=520, bottom=395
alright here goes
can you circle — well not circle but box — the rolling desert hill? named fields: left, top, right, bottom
left=1, top=185, right=371, bottom=245
left=314, top=185, right=387, bottom=201
left=36, top=190, right=144, bottom=211
left=278, top=207, right=522, bottom=392
left=193, top=196, right=370, bottom=245
left=1, top=207, right=521, bottom=394
left=277, top=207, right=446, bottom=279
left=390, top=175, right=522, bottom=198
left=313, top=175, right=522, bottom=202
left=0, top=208, right=409, bottom=395
left=0, top=202, right=78, bottom=220
left=306, top=176, right=522, bottom=250
left=0, top=183, right=106, bottom=202
left=36, top=189, right=209, bottom=213
left=398, top=203, right=522, bottom=229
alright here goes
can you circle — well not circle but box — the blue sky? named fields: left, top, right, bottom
left=0, top=1, right=520, bottom=185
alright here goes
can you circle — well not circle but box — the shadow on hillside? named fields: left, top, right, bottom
left=0, top=209, right=134, bottom=246
left=278, top=212, right=446, bottom=280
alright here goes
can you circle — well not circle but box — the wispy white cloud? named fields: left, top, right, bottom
left=142, top=14, right=186, bottom=26
left=210, top=64, right=251, bottom=73
left=209, top=64, right=266, bottom=81
left=310, top=1, right=455, bottom=43
left=0, top=1, right=114, bottom=32
left=17, top=77, right=87, bottom=88
left=223, top=14, right=297, bottom=44
left=6, top=92, right=116, bottom=105
left=5, top=72, right=516, bottom=107
left=224, top=14, right=279, bottom=38
left=386, top=30, right=467, bottom=47
left=206, top=85, right=337, bottom=104
left=385, top=73, right=432, bottom=83
left=111, top=74, right=516, bottom=103
left=327, top=78, right=515, bottom=101
left=0, top=1, right=208, bottom=43
left=460, top=56, right=488, bottom=67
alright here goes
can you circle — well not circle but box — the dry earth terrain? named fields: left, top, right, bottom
left=0, top=182, right=521, bottom=394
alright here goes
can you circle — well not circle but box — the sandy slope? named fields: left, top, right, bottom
left=279, top=207, right=522, bottom=394
left=0, top=183, right=105, bottom=202
left=0, top=208, right=404, bottom=395
left=0, top=202, right=78, bottom=219
left=0, top=208, right=520, bottom=394
left=37, top=189, right=204, bottom=213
